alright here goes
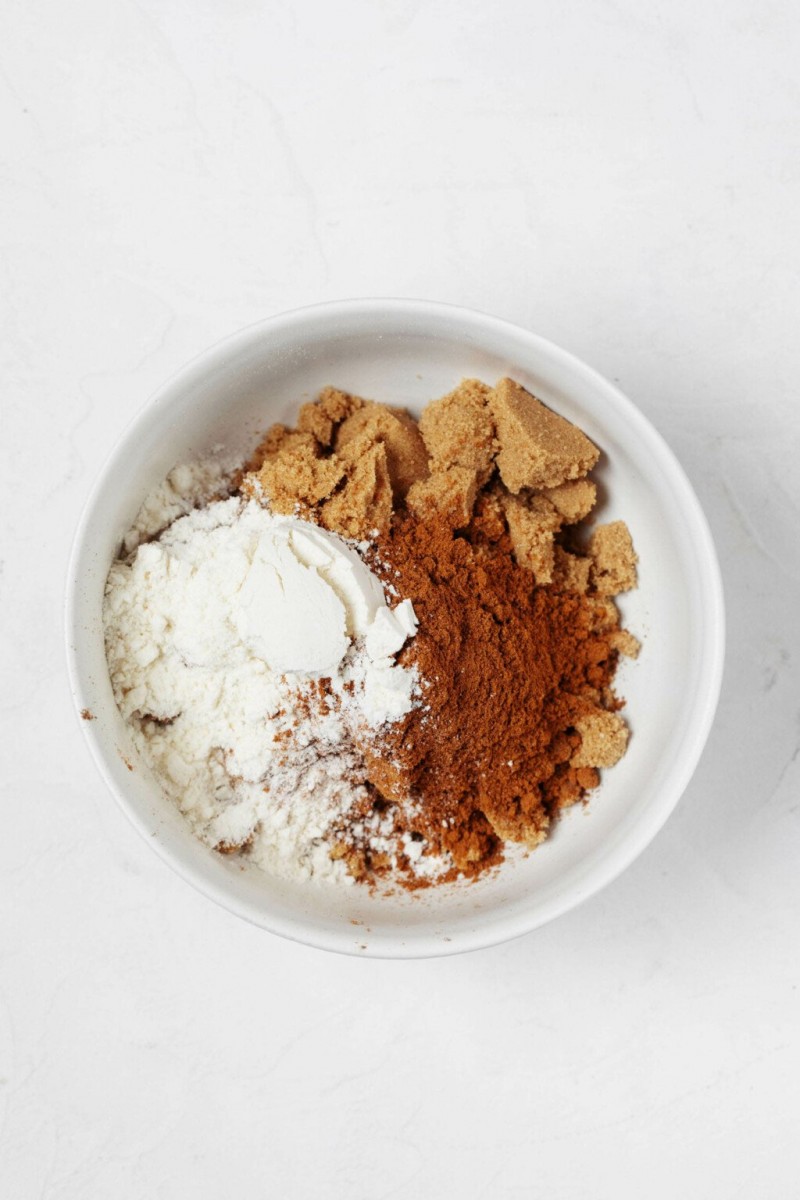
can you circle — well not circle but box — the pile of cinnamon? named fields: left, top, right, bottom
left=241, top=376, right=639, bottom=886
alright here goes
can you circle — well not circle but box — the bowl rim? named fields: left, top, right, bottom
left=65, top=297, right=726, bottom=958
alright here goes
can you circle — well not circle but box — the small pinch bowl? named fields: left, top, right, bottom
left=66, top=300, right=725, bottom=958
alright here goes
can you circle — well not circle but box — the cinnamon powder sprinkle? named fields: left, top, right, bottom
left=363, top=514, right=624, bottom=879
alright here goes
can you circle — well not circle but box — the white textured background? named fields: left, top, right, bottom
left=2, top=1, right=799, bottom=1196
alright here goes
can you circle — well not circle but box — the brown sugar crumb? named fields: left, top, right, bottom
left=215, top=832, right=255, bottom=855
left=297, top=401, right=334, bottom=446
left=551, top=546, right=592, bottom=594
left=588, top=520, right=638, bottom=595
left=238, top=423, right=292, bottom=479
left=489, top=377, right=600, bottom=493
left=406, top=464, right=480, bottom=529
left=318, top=441, right=393, bottom=539
left=479, top=794, right=551, bottom=849
left=240, top=388, right=426, bottom=541
left=242, top=429, right=346, bottom=514
left=571, top=710, right=629, bottom=768
left=609, top=628, right=641, bottom=658
left=418, top=379, right=496, bottom=483
left=80, top=708, right=96, bottom=721
left=499, top=490, right=562, bottom=583
left=335, top=402, right=429, bottom=499
left=542, top=478, right=597, bottom=523
left=317, top=385, right=364, bottom=425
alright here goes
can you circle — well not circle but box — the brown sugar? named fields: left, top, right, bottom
left=406, top=464, right=480, bottom=528
left=252, top=423, right=293, bottom=461
left=571, top=710, right=629, bottom=768
left=542, top=478, right=597, bottom=523
left=237, top=423, right=291, bottom=479
left=499, top=490, right=562, bottom=583
left=418, top=378, right=496, bottom=483
left=317, top=386, right=364, bottom=424
left=241, top=388, right=426, bottom=540
left=335, top=402, right=429, bottom=499
left=588, top=520, right=638, bottom=595
left=242, top=431, right=345, bottom=514
left=296, top=401, right=335, bottom=446
left=496, top=480, right=598, bottom=586
left=489, top=377, right=599, bottom=493
left=551, top=545, right=592, bottom=593
left=608, top=627, right=641, bottom=658
left=319, top=441, right=394, bottom=539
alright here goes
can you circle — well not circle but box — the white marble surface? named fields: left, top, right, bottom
left=2, top=0, right=799, bottom=1195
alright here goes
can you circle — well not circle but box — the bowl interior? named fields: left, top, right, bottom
left=67, top=302, right=723, bottom=956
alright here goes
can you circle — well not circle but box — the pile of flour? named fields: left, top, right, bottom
left=104, top=483, right=421, bottom=884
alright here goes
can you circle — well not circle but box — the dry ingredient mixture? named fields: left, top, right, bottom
left=104, top=377, right=639, bottom=888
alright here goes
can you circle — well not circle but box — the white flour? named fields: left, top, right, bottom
left=122, top=452, right=237, bottom=554
left=104, top=480, right=422, bottom=884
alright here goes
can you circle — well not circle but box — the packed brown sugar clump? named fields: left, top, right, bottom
left=241, top=387, right=430, bottom=539
left=242, top=377, right=639, bottom=886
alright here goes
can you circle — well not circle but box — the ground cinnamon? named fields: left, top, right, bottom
left=359, top=513, right=623, bottom=879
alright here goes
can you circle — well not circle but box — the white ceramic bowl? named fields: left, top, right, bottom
left=66, top=299, right=724, bottom=958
